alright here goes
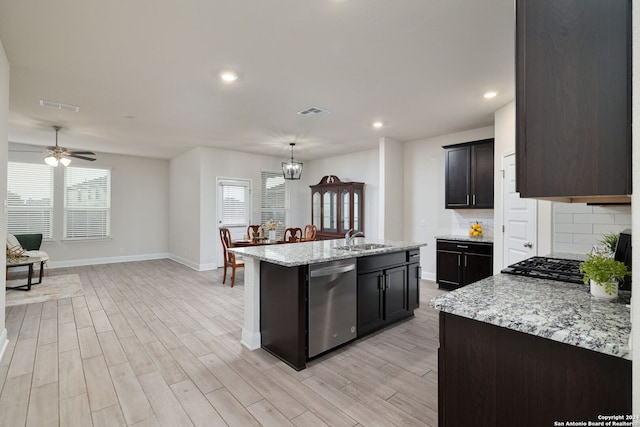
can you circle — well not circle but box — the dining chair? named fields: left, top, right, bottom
left=283, top=227, right=302, bottom=243
left=302, top=224, right=317, bottom=241
left=219, top=227, right=244, bottom=287
left=247, top=225, right=261, bottom=242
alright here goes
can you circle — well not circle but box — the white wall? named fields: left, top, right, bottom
left=8, top=147, right=170, bottom=267
left=404, top=126, right=494, bottom=279
left=629, top=2, right=639, bottom=414
left=298, top=148, right=380, bottom=240
left=169, top=148, right=202, bottom=269
left=379, top=137, right=404, bottom=240
left=0, top=39, right=9, bottom=362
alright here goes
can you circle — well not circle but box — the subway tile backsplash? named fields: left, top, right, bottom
left=554, top=203, right=631, bottom=254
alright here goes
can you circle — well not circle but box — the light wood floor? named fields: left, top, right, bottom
left=0, top=259, right=446, bottom=427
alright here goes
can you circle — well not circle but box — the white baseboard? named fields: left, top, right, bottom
left=241, top=329, right=261, bottom=350
left=0, top=329, right=8, bottom=365
left=49, top=253, right=170, bottom=269
left=168, top=255, right=218, bottom=272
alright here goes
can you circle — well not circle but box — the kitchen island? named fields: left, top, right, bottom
left=430, top=274, right=632, bottom=426
left=229, top=238, right=425, bottom=369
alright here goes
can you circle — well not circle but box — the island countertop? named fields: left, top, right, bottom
left=430, top=274, right=631, bottom=360
left=229, top=238, right=426, bottom=267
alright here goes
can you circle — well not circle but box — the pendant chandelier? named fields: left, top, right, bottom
left=282, top=143, right=303, bottom=180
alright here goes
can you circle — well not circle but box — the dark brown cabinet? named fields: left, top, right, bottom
left=310, top=175, right=365, bottom=240
left=436, top=239, right=493, bottom=290
left=443, top=139, right=494, bottom=209
left=357, top=251, right=419, bottom=336
left=438, top=312, right=631, bottom=426
left=516, top=0, right=631, bottom=201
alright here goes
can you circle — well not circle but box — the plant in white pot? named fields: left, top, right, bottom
left=579, top=253, right=630, bottom=300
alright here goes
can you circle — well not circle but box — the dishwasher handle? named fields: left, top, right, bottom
left=310, top=264, right=356, bottom=278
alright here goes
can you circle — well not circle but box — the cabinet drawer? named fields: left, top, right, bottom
left=437, top=240, right=492, bottom=256
left=407, top=249, right=420, bottom=263
left=358, top=251, right=406, bottom=273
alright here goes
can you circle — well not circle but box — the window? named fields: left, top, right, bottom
left=219, top=180, right=250, bottom=227
left=261, top=171, right=288, bottom=235
left=64, top=166, right=111, bottom=239
left=7, top=162, right=54, bottom=239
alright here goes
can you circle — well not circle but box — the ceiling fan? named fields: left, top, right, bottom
left=45, top=125, right=96, bottom=167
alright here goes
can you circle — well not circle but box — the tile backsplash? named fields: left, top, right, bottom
left=554, top=203, right=631, bottom=254
left=448, top=209, right=495, bottom=238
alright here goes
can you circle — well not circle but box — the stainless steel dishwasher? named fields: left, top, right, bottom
left=308, top=259, right=357, bottom=358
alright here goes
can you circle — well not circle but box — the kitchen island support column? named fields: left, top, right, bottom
left=241, top=257, right=261, bottom=349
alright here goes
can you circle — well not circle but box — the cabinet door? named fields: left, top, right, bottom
left=444, top=146, right=470, bottom=208
left=516, top=0, right=631, bottom=198
left=463, top=252, right=493, bottom=285
left=340, top=189, right=351, bottom=234
left=322, top=190, right=337, bottom=232
left=384, top=265, right=409, bottom=322
left=312, top=191, right=321, bottom=228
left=357, top=271, right=385, bottom=336
left=437, top=250, right=462, bottom=289
left=407, top=262, right=420, bottom=310
left=353, top=188, right=362, bottom=232
left=471, top=142, right=494, bottom=208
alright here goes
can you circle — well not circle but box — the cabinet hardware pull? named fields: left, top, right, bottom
left=464, top=255, right=468, bottom=267
left=378, top=275, right=384, bottom=290
left=472, top=194, right=476, bottom=205
left=466, top=194, right=470, bottom=205
left=458, top=255, right=461, bottom=266
left=417, top=266, right=422, bottom=279
left=456, top=245, right=468, bottom=249
left=410, top=254, right=420, bottom=258
left=386, top=274, right=391, bottom=289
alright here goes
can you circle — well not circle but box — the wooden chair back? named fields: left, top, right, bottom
left=303, top=224, right=317, bottom=241
left=247, top=225, right=261, bottom=242
left=283, top=227, right=302, bottom=243
left=219, top=227, right=244, bottom=287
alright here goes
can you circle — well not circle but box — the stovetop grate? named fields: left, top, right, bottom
left=501, top=256, right=584, bottom=284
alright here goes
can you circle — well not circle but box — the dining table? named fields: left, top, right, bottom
left=233, top=238, right=282, bottom=247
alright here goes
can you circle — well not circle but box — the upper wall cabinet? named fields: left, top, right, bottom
left=310, top=175, right=365, bottom=240
left=443, top=139, right=494, bottom=209
left=516, top=0, right=631, bottom=202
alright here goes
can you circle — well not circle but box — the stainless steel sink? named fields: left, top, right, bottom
left=334, top=243, right=391, bottom=251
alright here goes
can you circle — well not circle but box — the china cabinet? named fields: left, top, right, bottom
left=310, top=175, right=364, bottom=240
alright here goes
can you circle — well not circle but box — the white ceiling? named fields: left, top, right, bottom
left=0, top=0, right=515, bottom=161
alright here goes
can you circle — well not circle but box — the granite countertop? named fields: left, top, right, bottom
left=229, top=238, right=426, bottom=267
left=436, top=234, right=493, bottom=244
left=430, top=274, right=631, bottom=360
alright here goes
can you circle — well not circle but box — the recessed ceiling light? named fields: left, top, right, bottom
left=220, top=71, right=238, bottom=83
left=372, top=121, right=384, bottom=128
left=483, top=92, right=497, bottom=99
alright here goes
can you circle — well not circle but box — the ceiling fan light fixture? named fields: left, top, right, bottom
left=282, top=143, right=303, bottom=180
left=60, top=157, right=71, bottom=166
left=45, top=155, right=59, bottom=167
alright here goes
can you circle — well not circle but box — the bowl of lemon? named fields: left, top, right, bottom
left=469, top=222, right=483, bottom=237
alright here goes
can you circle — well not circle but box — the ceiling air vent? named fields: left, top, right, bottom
left=297, top=107, right=329, bottom=116
left=39, top=99, right=80, bottom=112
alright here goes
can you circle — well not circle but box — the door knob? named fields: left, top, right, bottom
left=523, top=242, right=533, bottom=248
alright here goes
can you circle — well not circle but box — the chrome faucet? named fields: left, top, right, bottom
left=345, top=228, right=364, bottom=247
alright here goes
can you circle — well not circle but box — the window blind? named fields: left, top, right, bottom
left=7, top=162, right=54, bottom=239
left=261, top=171, right=288, bottom=235
left=220, top=180, right=249, bottom=226
left=64, top=166, right=111, bottom=239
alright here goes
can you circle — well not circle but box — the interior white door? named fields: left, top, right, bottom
left=502, top=153, right=537, bottom=268
left=217, top=178, right=251, bottom=267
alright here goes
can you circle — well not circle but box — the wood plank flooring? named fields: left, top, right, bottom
left=1, top=259, right=446, bottom=426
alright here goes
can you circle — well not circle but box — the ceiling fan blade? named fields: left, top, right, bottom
left=69, top=150, right=96, bottom=155
left=66, top=154, right=96, bottom=161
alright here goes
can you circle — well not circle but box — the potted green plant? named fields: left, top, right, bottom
left=597, top=232, right=619, bottom=254
left=579, top=253, right=630, bottom=300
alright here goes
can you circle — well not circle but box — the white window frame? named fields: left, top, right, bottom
left=63, top=166, right=112, bottom=240
left=260, top=170, right=289, bottom=237
left=7, top=161, right=54, bottom=240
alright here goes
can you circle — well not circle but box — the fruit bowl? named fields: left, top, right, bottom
left=469, top=221, right=483, bottom=237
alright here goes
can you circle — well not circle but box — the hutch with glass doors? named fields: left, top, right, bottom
left=310, top=175, right=365, bottom=240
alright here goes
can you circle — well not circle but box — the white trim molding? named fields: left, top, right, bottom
left=49, top=253, right=170, bottom=269
left=0, top=329, right=8, bottom=365
left=168, top=254, right=218, bottom=272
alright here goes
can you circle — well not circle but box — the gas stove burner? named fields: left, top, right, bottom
left=501, top=256, right=584, bottom=284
